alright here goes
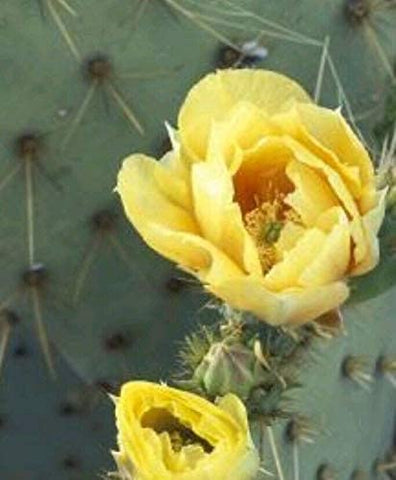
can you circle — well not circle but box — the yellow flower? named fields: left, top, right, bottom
left=117, top=69, right=386, bottom=325
left=112, top=381, right=259, bottom=480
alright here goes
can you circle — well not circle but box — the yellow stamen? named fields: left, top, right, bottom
left=244, top=195, right=301, bottom=274
left=244, top=198, right=284, bottom=273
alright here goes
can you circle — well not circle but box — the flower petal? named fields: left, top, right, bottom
left=274, top=104, right=377, bottom=210
left=206, top=102, right=280, bottom=174
left=351, top=188, right=387, bottom=275
left=285, top=160, right=339, bottom=226
left=191, top=157, right=262, bottom=275
left=299, top=208, right=351, bottom=286
left=263, top=228, right=328, bottom=291
left=233, top=137, right=294, bottom=214
left=179, top=69, right=311, bottom=160
left=282, top=136, right=368, bottom=267
left=117, top=154, right=205, bottom=267
left=270, top=207, right=351, bottom=289
left=116, top=382, right=259, bottom=480
left=216, top=394, right=250, bottom=434
left=210, top=276, right=349, bottom=326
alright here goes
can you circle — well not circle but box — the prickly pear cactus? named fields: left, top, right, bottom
left=0, top=0, right=395, bottom=479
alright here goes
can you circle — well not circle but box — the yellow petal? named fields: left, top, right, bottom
left=115, top=382, right=259, bottom=480
left=277, top=282, right=350, bottom=326
left=296, top=104, right=374, bottom=187
left=299, top=208, right=351, bottom=286
left=117, top=154, right=194, bottom=230
left=117, top=154, right=203, bottom=266
left=263, top=228, right=327, bottom=291
left=285, top=160, right=339, bottom=226
left=274, top=104, right=376, bottom=212
left=117, top=154, right=245, bottom=282
left=233, top=136, right=294, bottom=214
left=216, top=394, right=250, bottom=434
left=351, top=188, right=387, bottom=275
left=191, top=158, right=262, bottom=275
left=210, top=276, right=349, bottom=326
left=282, top=136, right=368, bottom=266
left=179, top=69, right=311, bottom=161
left=275, top=222, right=306, bottom=254
left=206, top=102, right=280, bottom=174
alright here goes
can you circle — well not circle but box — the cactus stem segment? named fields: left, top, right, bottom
left=15, top=133, right=44, bottom=266
left=73, top=235, right=101, bottom=304
left=345, top=0, right=371, bottom=23
left=45, top=0, right=81, bottom=62
left=314, top=35, right=330, bottom=103
left=311, top=309, right=345, bottom=339
left=130, top=0, right=149, bottom=33
left=0, top=163, right=21, bottom=194
left=253, top=339, right=271, bottom=370
left=345, top=0, right=395, bottom=81
left=74, top=209, right=145, bottom=304
left=0, top=310, right=20, bottom=375
left=376, top=460, right=396, bottom=473
left=351, top=469, right=368, bottom=480
left=61, top=81, right=97, bottom=150
left=342, top=356, right=373, bottom=390
left=0, top=319, right=12, bottom=377
left=317, top=464, right=337, bottom=480
left=363, top=22, right=395, bottom=84
left=258, top=464, right=276, bottom=478
left=22, top=264, right=56, bottom=379
left=292, top=441, right=300, bottom=480
left=266, top=424, right=286, bottom=480
left=163, top=0, right=241, bottom=51
left=286, top=416, right=319, bottom=445
left=105, top=82, right=144, bottom=136
left=25, top=158, right=35, bottom=266
left=63, top=55, right=144, bottom=150
left=55, top=0, right=78, bottom=17
left=377, top=356, right=396, bottom=388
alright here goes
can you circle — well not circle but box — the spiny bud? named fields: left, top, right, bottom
left=192, top=341, right=263, bottom=401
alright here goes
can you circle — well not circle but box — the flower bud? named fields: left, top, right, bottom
left=193, top=341, right=267, bottom=401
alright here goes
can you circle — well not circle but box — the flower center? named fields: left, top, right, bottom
left=141, top=407, right=214, bottom=453
left=243, top=194, right=301, bottom=274
left=244, top=196, right=285, bottom=273
left=232, top=148, right=300, bottom=274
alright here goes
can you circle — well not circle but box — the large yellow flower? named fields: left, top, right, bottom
left=113, top=381, right=259, bottom=480
left=117, top=69, right=386, bottom=325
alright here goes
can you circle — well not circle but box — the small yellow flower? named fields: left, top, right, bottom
left=112, top=381, right=259, bottom=480
left=117, top=69, right=385, bottom=325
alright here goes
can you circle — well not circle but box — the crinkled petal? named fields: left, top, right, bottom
left=351, top=188, right=387, bottom=275
left=179, top=69, right=311, bottom=160
left=274, top=104, right=376, bottom=212
left=285, top=160, right=338, bottom=226
left=116, top=382, right=259, bottom=480
left=207, top=102, right=280, bottom=174
left=263, top=229, right=327, bottom=291
left=270, top=207, right=350, bottom=289
left=233, top=137, right=294, bottom=214
left=299, top=208, right=351, bottom=286
left=117, top=154, right=246, bottom=283
left=210, top=276, right=349, bottom=326
left=191, top=158, right=262, bottom=275
left=117, top=154, right=204, bottom=268
left=282, top=136, right=368, bottom=266
left=216, top=394, right=250, bottom=434
left=275, top=222, right=306, bottom=254
left=295, top=103, right=374, bottom=186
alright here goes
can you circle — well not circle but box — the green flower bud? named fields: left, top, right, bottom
left=192, top=341, right=267, bottom=401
